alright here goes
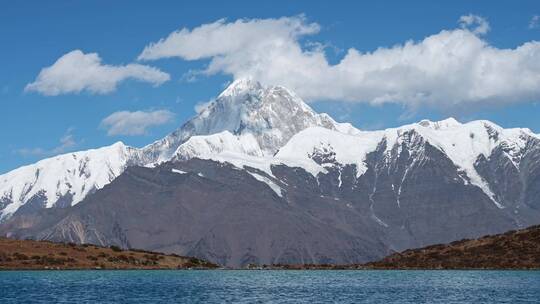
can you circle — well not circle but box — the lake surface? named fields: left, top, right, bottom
left=1, top=270, right=539, bottom=303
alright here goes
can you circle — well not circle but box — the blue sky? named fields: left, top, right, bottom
left=1, top=0, right=539, bottom=173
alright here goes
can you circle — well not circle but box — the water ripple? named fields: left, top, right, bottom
left=1, top=270, right=539, bottom=303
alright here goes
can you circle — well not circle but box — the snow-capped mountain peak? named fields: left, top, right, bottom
left=217, top=77, right=264, bottom=99
left=195, top=78, right=341, bottom=140
left=140, top=78, right=350, bottom=164
left=0, top=142, right=136, bottom=219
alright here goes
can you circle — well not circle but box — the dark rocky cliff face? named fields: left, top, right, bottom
left=475, top=135, right=540, bottom=225
left=357, top=131, right=517, bottom=251
left=2, top=130, right=538, bottom=267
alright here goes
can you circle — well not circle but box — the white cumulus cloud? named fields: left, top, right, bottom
left=138, top=16, right=320, bottom=61
left=138, top=15, right=540, bottom=110
left=26, top=50, right=170, bottom=95
left=100, top=110, right=175, bottom=136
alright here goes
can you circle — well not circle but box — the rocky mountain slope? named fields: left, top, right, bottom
left=1, top=79, right=539, bottom=267
left=365, top=225, right=540, bottom=269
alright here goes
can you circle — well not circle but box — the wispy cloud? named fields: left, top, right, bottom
left=530, top=15, right=540, bottom=29
left=26, top=50, right=170, bottom=96
left=458, top=14, right=490, bottom=35
left=14, top=128, right=79, bottom=157
left=138, top=15, right=540, bottom=111
left=100, top=110, right=175, bottom=136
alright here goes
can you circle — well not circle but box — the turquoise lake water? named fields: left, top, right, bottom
left=1, top=270, right=539, bottom=303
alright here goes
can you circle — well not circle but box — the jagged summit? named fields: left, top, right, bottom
left=217, top=77, right=263, bottom=98
left=140, top=78, right=346, bottom=163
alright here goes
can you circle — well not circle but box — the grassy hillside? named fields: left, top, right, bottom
left=0, top=238, right=218, bottom=270
left=365, top=225, right=540, bottom=269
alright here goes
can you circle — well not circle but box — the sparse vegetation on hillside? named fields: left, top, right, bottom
left=364, top=225, right=540, bottom=269
left=0, top=238, right=218, bottom=270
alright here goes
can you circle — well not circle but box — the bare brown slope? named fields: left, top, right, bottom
left=365, top=225, right=540, bottom=269
left=0, top=238, right=218, bottom=270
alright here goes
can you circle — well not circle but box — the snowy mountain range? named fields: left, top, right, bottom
left=1, top=79, right=539, bottom=266
left=0, top=78, right=353, bottom=220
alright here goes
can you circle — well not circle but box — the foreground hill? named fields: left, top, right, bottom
left=0, top=238, right=218, bottom=270
left=365, top=225, right=540, bottom=269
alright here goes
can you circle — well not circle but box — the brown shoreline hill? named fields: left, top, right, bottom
left=0, top=238, right=218, bottom=270
left=365, top=225, right=540, bottom=270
